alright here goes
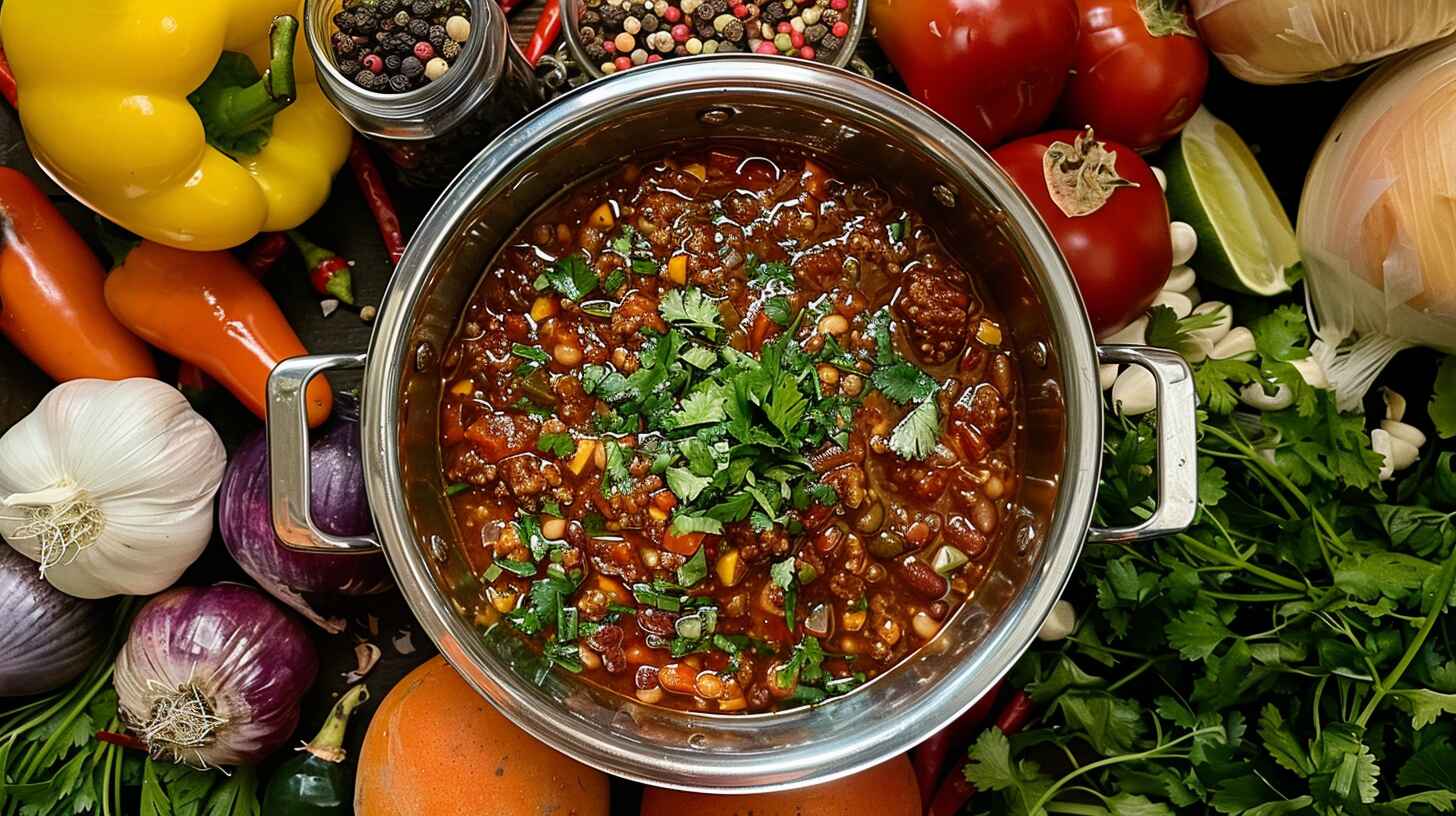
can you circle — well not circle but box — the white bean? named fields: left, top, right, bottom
left=1152, top=166, right=1167, bottom=192
left=1037, top=600, right=1076, bottom=642
left=1112, top=366, right=1156, bottom=416
left=1210, top=327, right=1256, bottom=360
left=1152, top=290, right=1193, bottom=319
left=1170, top=221, right=1198, bottom=266
left=912, top=612, right=941, bottom=641
left=1184, top=285, right=1202, bottom=308
left=1163, top=264, right=1196, bottom=293
left=1381, top=419, right=1427, bottom=449
left=1188, top=301, right=1233, bottom=345
left=1103, top=315, right=1148, bottom=345
left=1182, top=334, right=1213, bottom=364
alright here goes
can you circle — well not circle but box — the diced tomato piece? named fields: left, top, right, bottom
left=661, top=528, right=705, bottom=557
left=748, top=310, right=776, bottom=353
left=463, top=412, right=537, bottom=462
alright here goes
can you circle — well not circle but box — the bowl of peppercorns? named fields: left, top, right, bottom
left=562, top=0, right=864, bottom=78
left=327, top=0, right=476, bottom=93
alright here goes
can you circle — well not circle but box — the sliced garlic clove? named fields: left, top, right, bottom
left=1240, top=381, right=1293, bottom=411
left=1037, top=599, right=1076, bottom=642
left=1371, top=428, right=1395, bottom=481
left=1182, top=334, right=1214, bottom=363
left=1210, top=327, right=1255, bottom=360
left=1164, top=264, right=1196, bottom=293
left=1381, top=419, right=1426, bottom=450
left=1292, top=357, right=1330, bottom=390
left=1103, top=315, right=1149, bottom=345
left=1112, top=366, right=1156, bottom=415
left=1389, top=434, right=1420, bottom=471
left=1382, top=387, right=1407, bottom=422
left=1152, top=290, right=1193, bottom=319
left=1170, top=221, right=1198, bottom=266
left=1188, top=301, right=1233, bottom=345
left=1184, top=285, right=1201, bottom=308
left=1099, top=363, right=1118, bottom=391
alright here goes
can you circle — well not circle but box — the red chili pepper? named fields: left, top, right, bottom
left=95, top=731, right=147, bottom=752
left=347, top=136, right=406, bottom=265
left=0, top=47, right=17, bottom=108
left=925, top=689, right=1036, bottom=816
left=287, top=230, right=355, bottom=304
left=498, top=0, right=525, bottom=13
left=912, top=681, right=1002, bottom=803
left=525, top=0, right=562, bottom=67
left=243, top=231, right=289, bottom=278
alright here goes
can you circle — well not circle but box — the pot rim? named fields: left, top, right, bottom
left=359, top=56, right=1101, bottom=792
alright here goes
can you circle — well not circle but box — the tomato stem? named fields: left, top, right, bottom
left=1136, top=0, right=1196, bottom=38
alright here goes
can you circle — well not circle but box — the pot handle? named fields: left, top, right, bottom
left=267, top=353, right=381, bottom=554
left=1086, top=345, right=1198, bottom=543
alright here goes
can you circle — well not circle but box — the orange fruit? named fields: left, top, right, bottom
left=640, top=755, right=920, bottom=816
left=356, top=656, right=610, bottom=816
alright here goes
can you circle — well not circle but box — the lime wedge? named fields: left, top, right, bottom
left=1163, top=107, right=1300, bottom=296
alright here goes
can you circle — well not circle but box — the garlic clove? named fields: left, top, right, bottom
left=1371, top=428, right=1395, bottom=481
left=1240, top=381, right=1293, bottom=411
left=1292, top=357, right=1331, bottom=390
left=1112, top=366, right=1157, bottom=415
left=1382, top=387, right=1407, bottom=422
left=1103, top=315, right=1149, bottom=345
left=1381, top=419, right=1426, bottom=450
left=1188, top=301, right=1233, bottom=346
left=1170, top=221, right=1198, bottom=266
left=1211, top=326, right=1256, bottom=360
left=1184, top=285, right=1202, bottom=308
left=1182, top=334, right=1214, bottom=363
left=1152, top=166, right=1167, bottom=192
left=1152, top=290, right=1193, bottom=319
left=1164, top=264, right=1196, bottom=293
left=1389, top=434, right=1420, bottom=471
left=1037, top=599, right=1076, bottom=642
left=1099, top=363, right=1118, bottom=391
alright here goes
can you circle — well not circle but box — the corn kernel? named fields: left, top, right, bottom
left=976, top=319, right=1002, bottom=347
left=490, top=589, right=517, bottom=614
left=531, top=295, right=558, bottom=322
left=569, top=438, right=598, bottom=475
left=715, top=548, right=744, bottom=587
left=842, top=609, right=867, bottom=632
left=648, top=505, right=669, bottom=521
left=589, top=202, right=615, bottom=229
left=683, top=163, right=706, bottom=181
left=667, top=255, right=688, bottom=285
left=449, top=379, right=473, bottom=395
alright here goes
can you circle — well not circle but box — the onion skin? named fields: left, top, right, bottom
left=0, top=546, right=105, bottom=697
left=114, top=584, right=319, bottom=768
left=219, top=394, right=392, bottom=633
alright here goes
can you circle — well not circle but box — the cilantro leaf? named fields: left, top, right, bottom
left=1430, top=356, right=1456, bottom=439
left=602, top=439, right=632, bottom=496
left=670, top=513, right=724, bottom=535
left=747, top=256, right=794, bottom=288
left=677, top=547, right=708, bottom=587
left=660, top=287, right=723, bottom=339
left=533, top=254, right=598, bottom=301
left=888, top=399, right=940, bottom=460
left=602, top=266, right=626, bottom=293
left=671, top=384, right=728, bottom=428
left=764, top=295, right=794, bottom=326
left=1194, top=358, right=1259, bottom=414
left=536, top=431, right=577, bottom=458
left=1249, top=304, right=1310, bottom=362
left=964, top=728, right=1055, bottom=813
left=871, top=361, right=939, bottom=404
left=666, top=467, right=712, bottom=503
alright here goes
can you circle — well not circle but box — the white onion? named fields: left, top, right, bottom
left=1190, top=0, right=1456, bottom=84
left=1300, top=37, right=1456, bottom=410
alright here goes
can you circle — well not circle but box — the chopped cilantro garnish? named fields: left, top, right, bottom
left=533, top=253, right=598, bottom=301
left=670, top=513, right=725, bottom=535
left=631, top=583, right=683, bottom=612
left=537, top=431, right=577, bottom=458
left=677, top=545, right=708, bottom=587
left=888, top=398, right=941, bottom=460
left=445, top=482, right=471, bottom=496
left=771, top=557, right=798, bottom=631
left=602, top=267, right=626, bottom=293
left=764, top=295, right=795, bottom=326
left=660, top=287, right=724, bottom=339
left=494, top=558, right=537, bottom=578
left=602, top=439, right=632, bottom=496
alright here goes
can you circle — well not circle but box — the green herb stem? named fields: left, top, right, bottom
left=1354, top=547, right=1456, bottom=727
left=1028, top=726, right=1223, bottom=814
left=198, top=16, right=299, bottom=146
left=1174, top=533, right=1309, bottom=593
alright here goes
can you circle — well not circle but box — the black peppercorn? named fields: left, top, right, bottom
left=407, top=18, right=429, bottom=37
left=804, top=23, right=826, bottom=41
left=331, top=31, right=356, bottom=54
left=389, top=73, right=413, bottom=92
left=586, top=42, right=608, bottom=60
left=696, top=22, right=714, bottom=38
left=674, top=44, right=689, bottom=56
left=441, top=39, right=461, bottom=59
left=820, top=32, right=841, bottom=51
left=385, top=53, right=403, bottom=72
left=400, top=55, right=424, bottom=76
left=385, top=30, right=416, bottom=53
left=377, top=0, right=401, bottom=15
left=717, top=40, right=738, bottom=52
left=721, top=18, right=744, bottom=40
left=695, top=3, right=714, bottom=21
left=710, top=0, right=728, bottom=15
left=820, top=8, right=840, bottom=23
left=434, top=0, right=450, bottom=11
left=333, top=11, right=356, bottom=33
left=336, top=58, right=361, bottom=76
left=762, top=3, right=785, bottom=22
left=411, top=0, right=433, bottom=16
left=378, top=16, right=397, bottom=31
left=602, top=5, right=626, bottom=25
left=640, top=13, right=658, bottom=30
left=353, top=68, right=381, bottom=89
left=583, top=9, right=602, bottom=25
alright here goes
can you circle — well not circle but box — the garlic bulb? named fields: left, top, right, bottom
left=1190, top=0, right=1456, bottom=85
left=1301, top=37, right=1456, bottom=411
left=0, top=379, right=226, bottom=598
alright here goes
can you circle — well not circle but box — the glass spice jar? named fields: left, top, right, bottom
left=305, top=0, right=545, bottom=189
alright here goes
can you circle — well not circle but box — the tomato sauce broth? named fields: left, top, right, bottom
left=437, top=144, right=1020, bottom=713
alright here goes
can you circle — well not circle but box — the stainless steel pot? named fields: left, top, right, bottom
left=266, top=56, right=1197, bottom=792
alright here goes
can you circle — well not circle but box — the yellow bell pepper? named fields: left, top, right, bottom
left=0, top=0, right=351, bottom=251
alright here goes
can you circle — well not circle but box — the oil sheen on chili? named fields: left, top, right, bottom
left=438, top=145, right=1019, bottom=713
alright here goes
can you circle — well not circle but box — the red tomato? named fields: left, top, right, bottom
left=1058, top=0, right=1209, bottom=151
left=869, top=0, right=1079, bottom=147
left=992, top=128, right=1171, bottom=337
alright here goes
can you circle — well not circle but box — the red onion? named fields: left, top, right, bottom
left=114, top=583, right=318, bottom=768
left=219, top=394, right=392, bottom=632
left=0, top=545, right=105, bottom=696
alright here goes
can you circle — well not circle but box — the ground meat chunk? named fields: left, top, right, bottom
left=610, top=291, right=667, bottom=341
left=895, top=265, right=973, bottom=364
left=499, top=455, right=547, bottom=497
left=463, top=412, right=539, bottom=462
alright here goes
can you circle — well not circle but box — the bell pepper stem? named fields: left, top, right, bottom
left=304, top=684, right=369, bottom=763
left=205, top=16, right=299, bottom=144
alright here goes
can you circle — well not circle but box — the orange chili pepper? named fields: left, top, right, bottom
left=0, top=168, right=157, bottom=382
left=104, top=241, right=332, bottom=426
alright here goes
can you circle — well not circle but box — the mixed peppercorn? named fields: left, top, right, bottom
left=439, top=147, right=1020, bottom=712
left=330, top=0, right=475, bottom=93
left=577, top=0, right=855, bottom=75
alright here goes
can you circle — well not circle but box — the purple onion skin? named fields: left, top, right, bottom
left=0, top=546, right=105, bottom=697
left=115, top=584, right=319, bottom=766
left=219, top=395, right=393, bottom=632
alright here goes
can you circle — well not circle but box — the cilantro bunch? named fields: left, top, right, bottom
left=962, top=301, right=1456, bottom=816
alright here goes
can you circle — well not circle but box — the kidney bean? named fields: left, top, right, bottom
left=602, top=647, right=627, bottom=674
left=658, top=663, right=698, bottom=695
left=898, top=558, right=949, bottom=599
left=635, top=665, right=660, bottom=690
left=637, top=608, right=677, bottom=636
left=585, top=623, right=623, bottom=651
left=971, top=497, right=999, bottom=535
left=945, top=515, right=989, bottom=559
left=695, top=672, right=725, bottom=699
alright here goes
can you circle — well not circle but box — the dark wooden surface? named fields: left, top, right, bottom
left=0, top=7, right=1427, bottom=812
